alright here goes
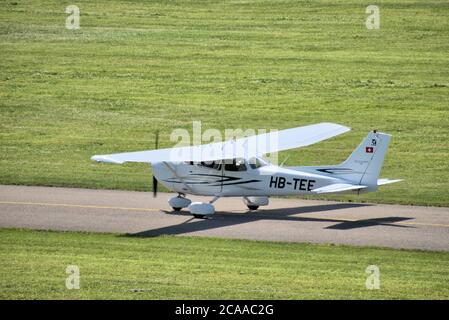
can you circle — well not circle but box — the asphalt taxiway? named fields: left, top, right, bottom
left=1, top=185, right=448, bottom=251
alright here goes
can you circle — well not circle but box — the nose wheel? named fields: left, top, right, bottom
left=247, top=205, right=259, bottom=210
left=168, top=194, right=191, bottom=212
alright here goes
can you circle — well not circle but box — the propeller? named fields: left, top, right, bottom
left=153, top=130, right=159, bottom=198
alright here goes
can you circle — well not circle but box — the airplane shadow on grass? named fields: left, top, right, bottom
left=126, top=202, right=414, bottom=238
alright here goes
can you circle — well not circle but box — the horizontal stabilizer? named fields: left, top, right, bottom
left=312, top=183, right=367, bottom=194
left=377, top=179, right=402, bottom=186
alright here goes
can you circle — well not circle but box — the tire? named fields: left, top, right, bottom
left=247, top=205, right=259, bottom=210
left=172, top=207, right=182, bottom=211
left=193, top=214, right=205, bottom=219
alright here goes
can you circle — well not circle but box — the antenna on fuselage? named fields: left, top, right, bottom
left=280, top=155, right=290, bottom=167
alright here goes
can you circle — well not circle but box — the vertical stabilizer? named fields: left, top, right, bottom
left=338, top=131, right=391, bottom=188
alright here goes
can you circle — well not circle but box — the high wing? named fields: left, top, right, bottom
left=91, top=122, right=350, bottom=164
left=311, top=183, right=367, bottom=194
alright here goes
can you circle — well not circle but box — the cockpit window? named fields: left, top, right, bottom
left=187, top=158, right=259, bottom=171
left=197, top=161, right=222, bottom=171
left=224, top=158, right=247, bottom=172
left=248, top=157, right=268, bottom=169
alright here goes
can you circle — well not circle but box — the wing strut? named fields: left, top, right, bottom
left=162, top=162, right=194, bottom=193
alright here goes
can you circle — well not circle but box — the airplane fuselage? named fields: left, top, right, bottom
left=153, top=161, right=344, bottom=197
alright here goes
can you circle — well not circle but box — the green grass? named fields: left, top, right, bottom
left=0, top=0, right=448, bottom=206
left=0, top=228, right=448, bottom=299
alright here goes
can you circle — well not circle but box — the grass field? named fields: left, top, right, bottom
left=0, top=228, right=448, bottom=299
left=0, top=0, right=448, bottom=206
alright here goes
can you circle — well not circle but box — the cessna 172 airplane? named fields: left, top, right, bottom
left=91, top=123, right=401, bottom=218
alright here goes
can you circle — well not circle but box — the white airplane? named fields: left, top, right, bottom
left=91, top=123, right=401, bottom=218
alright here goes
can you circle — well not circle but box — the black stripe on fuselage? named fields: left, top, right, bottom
left=163, top=173, right=261, bottom=187
left=315, top=168, right=353, bottom=174
left=162, top=179, right=211, bottom=185
left=191, top=173, right=242, bottom=183
left=213, top=179, right=262, bottom=186
left=162, top=173, right=241, bottom=185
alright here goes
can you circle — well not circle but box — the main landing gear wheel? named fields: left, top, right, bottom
left=188, top=202, right=215, bottom=218
left=172, top=207, right=182, bottom=212
left=243, top=197, right=268, bottom=211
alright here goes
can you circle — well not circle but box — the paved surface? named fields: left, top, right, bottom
left=1, top=185, right=449, bottom=251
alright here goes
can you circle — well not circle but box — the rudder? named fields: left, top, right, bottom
left=338, top=131, right=391, bottom=189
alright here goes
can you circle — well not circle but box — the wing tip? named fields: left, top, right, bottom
left=317, top=122, right=351, bottom=133
left=91, top=155, right=124, bottom=164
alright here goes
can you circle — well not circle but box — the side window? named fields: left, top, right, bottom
left=224, top=159, right=247, bottom=172
left=198, top=161, right=221, bottom=171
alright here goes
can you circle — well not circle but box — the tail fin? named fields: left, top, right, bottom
left=290, top=130, right=397, bottom=191
left=337, top=131, right=391, bottom=189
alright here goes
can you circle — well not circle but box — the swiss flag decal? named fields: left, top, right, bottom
left=366, top=147, right=374, bottom=153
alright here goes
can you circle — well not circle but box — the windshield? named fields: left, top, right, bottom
left=248, top=157, right=268, bottom=169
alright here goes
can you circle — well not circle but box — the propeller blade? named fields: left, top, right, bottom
left=153, top=175, right=158, bottom=198
left=153, top=130, right=159, bottom=198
